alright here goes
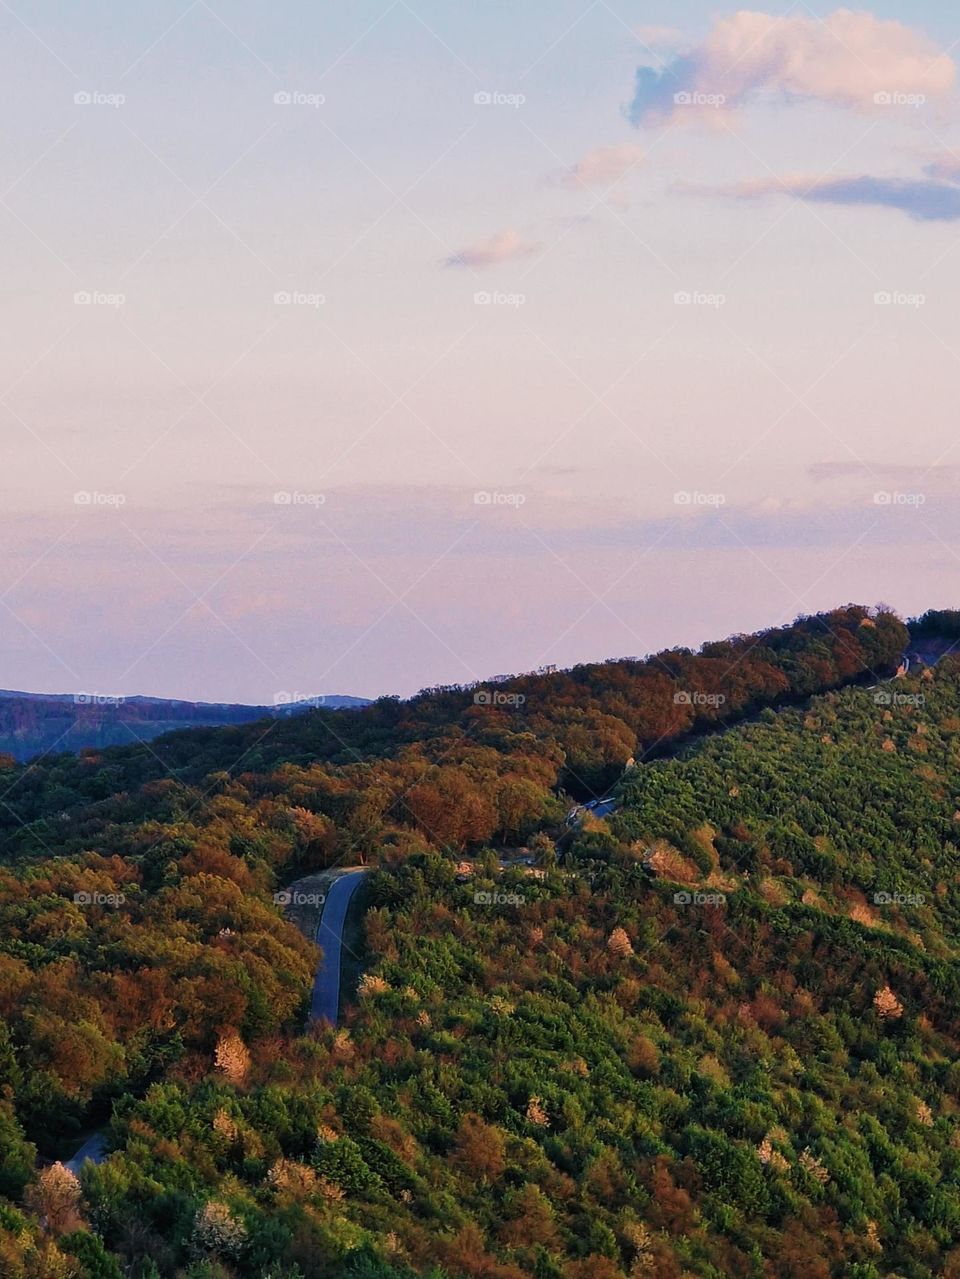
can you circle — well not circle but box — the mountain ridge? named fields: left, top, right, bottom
left=0, top=689, right=372, bottom=762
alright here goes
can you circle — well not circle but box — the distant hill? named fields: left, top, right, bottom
left=0, top=689, right=371, bottom=761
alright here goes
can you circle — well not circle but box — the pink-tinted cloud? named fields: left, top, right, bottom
left=555, top=144, right=645, bottom=191
left=629, top=9, right=954, bottom=125
left=445, top=228, right=538, bottom=269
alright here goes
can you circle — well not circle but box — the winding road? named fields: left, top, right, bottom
left=309, top=868, right=367, bottom=1025
left=62, top=868, right=367, bottom=1174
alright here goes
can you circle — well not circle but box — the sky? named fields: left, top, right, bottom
left=2, top=0, right=960, bottom=702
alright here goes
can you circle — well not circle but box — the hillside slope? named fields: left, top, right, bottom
left=0, top=605, right=936, bottom=1279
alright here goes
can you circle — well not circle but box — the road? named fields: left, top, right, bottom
left=566, top=795, right=619, bottom=827
left=62, top=869, right=367, bottom=1172
left=309, top=869, right=367, bottom=1026
left=63, top=1130, right=109, bottom=1175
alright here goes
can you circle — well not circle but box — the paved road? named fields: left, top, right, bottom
left=310, top=869, right=367, bottom=1026
left=64, top=1130, right=109, bottom=1175
left=62, top=870, right=367, bottom=1171
left=566, top=795, right=619, bottom=827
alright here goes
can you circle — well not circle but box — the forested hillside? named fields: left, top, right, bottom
left=0, top=605, right=931, bottom=1278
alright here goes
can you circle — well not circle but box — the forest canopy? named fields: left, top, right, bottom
left=0, top=604, right=937, bottom=1278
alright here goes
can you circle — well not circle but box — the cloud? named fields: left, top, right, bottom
left=715, top=166, right=960, bottom=221
left=445, top=228, right=538, bottom=269
left=554, top=144, right=645, bottom=192
left=924, top=155, right=960, bottom=183
left=628, top=9, right=954, bottom=126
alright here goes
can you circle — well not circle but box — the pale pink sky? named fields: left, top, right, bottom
left=2, top=1, right=959, bottom=700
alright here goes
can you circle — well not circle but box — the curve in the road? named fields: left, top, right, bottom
left=63, top=1130, right=109, bottom=1175
left=62, top=870, right=367, bottom=1172
left=310, top=869, right=367, bottom=1026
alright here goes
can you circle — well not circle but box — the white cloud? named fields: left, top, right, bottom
left=629, top=9, right=954, bottom=125
left=445, top=228, right=538, bottom=269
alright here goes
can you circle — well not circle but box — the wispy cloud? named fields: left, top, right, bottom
left=628, top=9, right=954, bottom=126
left=445, top=228, right=538, bottom=269
left=709, top=163, right=960, bottom=222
